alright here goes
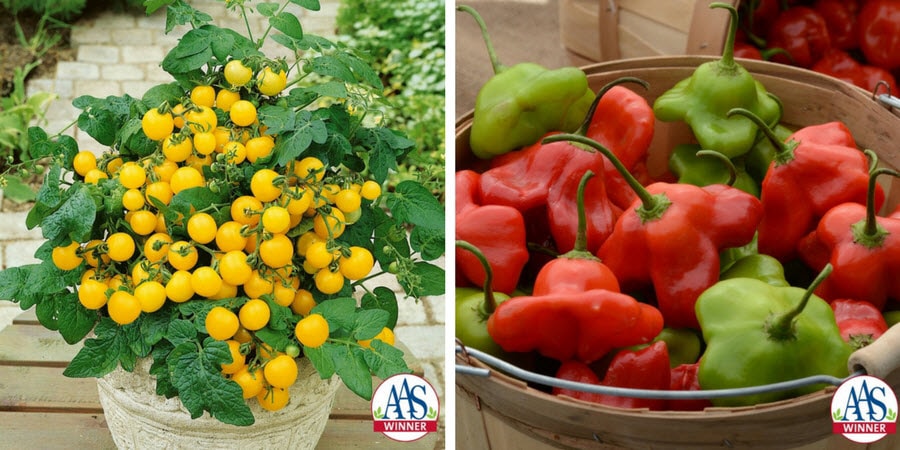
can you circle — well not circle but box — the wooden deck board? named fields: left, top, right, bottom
left=0, top=318, right=439, bottom=449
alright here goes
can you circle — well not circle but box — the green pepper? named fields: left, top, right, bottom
left=745, top=120, right=793, bottom=183
left=668, top=144, right=760, bottom=197
left=455, top=240, right=510, bottom=357
left=457, top=5, right=594, bottom=160
left=653, top=2, right=780, bottom=159
left=696, top=264, right=853, bottom=406
left=884, top=310, right=900, bottom=328
left=653, top=328, right=702, bottom=368
left=720, top=253, right=790, bottom=287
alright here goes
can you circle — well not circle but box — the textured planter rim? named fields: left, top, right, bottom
left=97, top=357, right=341, bottom=450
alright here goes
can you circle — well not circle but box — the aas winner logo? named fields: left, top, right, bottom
left=832, top=375, right=898, bottom=444
left=371, top=373, right=440, bottom=442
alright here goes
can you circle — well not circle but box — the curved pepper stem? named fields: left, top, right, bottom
left=543, top=133, right=671, bottom=222
left=561, top=170, right=601, bottom=260
left=767, top=264, right=833, bottom=341
left=457, top=5, right=505, bottom=74
left=455, top=240, right=498, bottom=314
left=857, top=149, right=900, bottom=246
left=710, top=2, right=739, bottom=69
left=728, top=107, right=797, bottom=164
left=695, top=150, right=737, bottom=187
left=574, top=76, right=650, bottom=136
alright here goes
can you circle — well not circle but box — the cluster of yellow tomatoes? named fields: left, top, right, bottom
left=49, top=59, right=392, bottom=411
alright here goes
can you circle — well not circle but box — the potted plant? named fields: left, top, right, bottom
left=0, top=0, right=445, bottom=447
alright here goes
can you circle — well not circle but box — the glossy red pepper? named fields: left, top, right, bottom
left=486, top=288, right=664, bottom=363
left=767, top=6, right=832, bottom=68
left=552, top=341, right=670, bottom=410
left=544, top=133, right=763, bottom=329
left=814, top=0, right=859, bottom=50
left=811, top=48, right=899, bottom=94
left=831, top=298, right=889, bottom=349
left=731, top=110, right=885, bottom=262
left=479, top=80, right=654, bottom=215
left=536, top=171, right=620, bottom=295
left=857, top=0, right=900, bottom=71
left=807, top=166, right=900, bottom=310
left=545, top=155, right=620, bottom=254
left=455, top=170, right=529, bottom=295
left=668, top=363, right=712, bottom=411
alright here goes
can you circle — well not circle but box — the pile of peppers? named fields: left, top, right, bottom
left=455, top=3, right=898, bottom=411
left=737, top=0, right=900, bottom=94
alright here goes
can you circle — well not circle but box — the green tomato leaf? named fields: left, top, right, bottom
left=273, top=113, right=328, bottom=167
left=1, top=175, right=36, bottom=203
left=353, top=308, right=388, bottom=341
left=334, top=51, right=382, bottom=89
left=41, top=184, right=96, bottom=244
left=355, top=127, right=413, bottom=184
left=327, top=343, right=372, bottom=399
left=144, top=0, right=173, bottom=15
left=56, top=292, right=99, bottom=344
left=305, top=344, right=336, bottom=379
left=35, top=293, right=59, bottom=330
left=263, top=296, right=292, bottom=331
left=257, top=2, right=279, bottom=17
left=63, top=318, right=132, bottom=378
left=311, top=297, right=356, bottom=332
left=77, top=106, right=118, bottom=146
left=257, top=104, right=296, bottom=135
left=305, top=55, right=356, bottom=83
left=168, top=339, right=254, bottom=426
left=385, top=180, right=444, bottom=230
left=399, top=261, right=445, bottom=298
left=270, top=12, right=303, bottom=40
left=410, top=225, right=445, bottom=261
left=364, top=340, right=411, bottom=380
left=290, top=0, right=320, bottom=11
left=361, top=287, right=398, bottom=330
left=141, top=82, right=183, bottom=109
left=163, top=28, right=214, bottom=74
left=140, top=306, right=175, bottom=348
left=166, top=319, right=198, bottom=346
left=302, top=81, right=348, bottom=100
left=255, top=326, right=293, bottom=352
left=0, top=265, right=30, bottom=300
left=27, top=164, right=62, bottom=229
left=163, top=0, right=213, bottom=34
left=209, top=28, right=236, bottom=62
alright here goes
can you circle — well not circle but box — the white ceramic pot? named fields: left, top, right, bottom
left=97, top=357, right=340, bottom=450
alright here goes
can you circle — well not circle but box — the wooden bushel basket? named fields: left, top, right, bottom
left=559, top=0, right=735, bottom=65
left=455, top=56, right=900, bottom=449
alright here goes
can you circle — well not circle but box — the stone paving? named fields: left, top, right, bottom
left=0, top=1, right=446, bottom=443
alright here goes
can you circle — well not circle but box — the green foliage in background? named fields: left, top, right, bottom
left=0, top=0, right=145, bottom=19
left=335, top=0, right=445, bottom=195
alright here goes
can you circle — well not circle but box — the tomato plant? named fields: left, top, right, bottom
left=0, top=0, right=444, bottom=427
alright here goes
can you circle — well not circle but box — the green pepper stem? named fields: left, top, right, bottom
left=768, top=264, right=832, bottom=341
left=455, top=240, right=498, bottom=314
left=574, top=77, right=650, bottom=136
left=457, top=5, right=505, bottom=74
left=859, top=150, right=900, bottom=242
left=542, top=133, right=670, bottom=222
left=710, top=2, right=739, bottom=68
left=560, top=170, right=601, bottom=260
left=695, top=150, right=737, bottom=186
left=728, top=107, right=796, bottom=164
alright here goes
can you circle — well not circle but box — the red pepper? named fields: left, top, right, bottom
left=811, top=48, right=866, bottom=88
left=536, top=171, right=620, bottom=295
left=812, top=48, right=900, bottom=94
left=553, top=342, right=671, bottom=410
left=807, top=165, right=900, bottom=310
left=543, top=133, right=763, bottom=329
left=668, top=363, right=711, bottom=411
left=731, top=110, right=885, bottom=262
left=479, top=81, right=654, bottom=215
left=814, top=0, right=860, bottom=50
left=857, top=0, right=900, bottom=71
left=455, top=170, right=529, bottom=295
left=831, top=298, right=889, bottom=349
left=767, top=6, right=832, bottom=68
left=486, top=288, right=664, bottom=363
